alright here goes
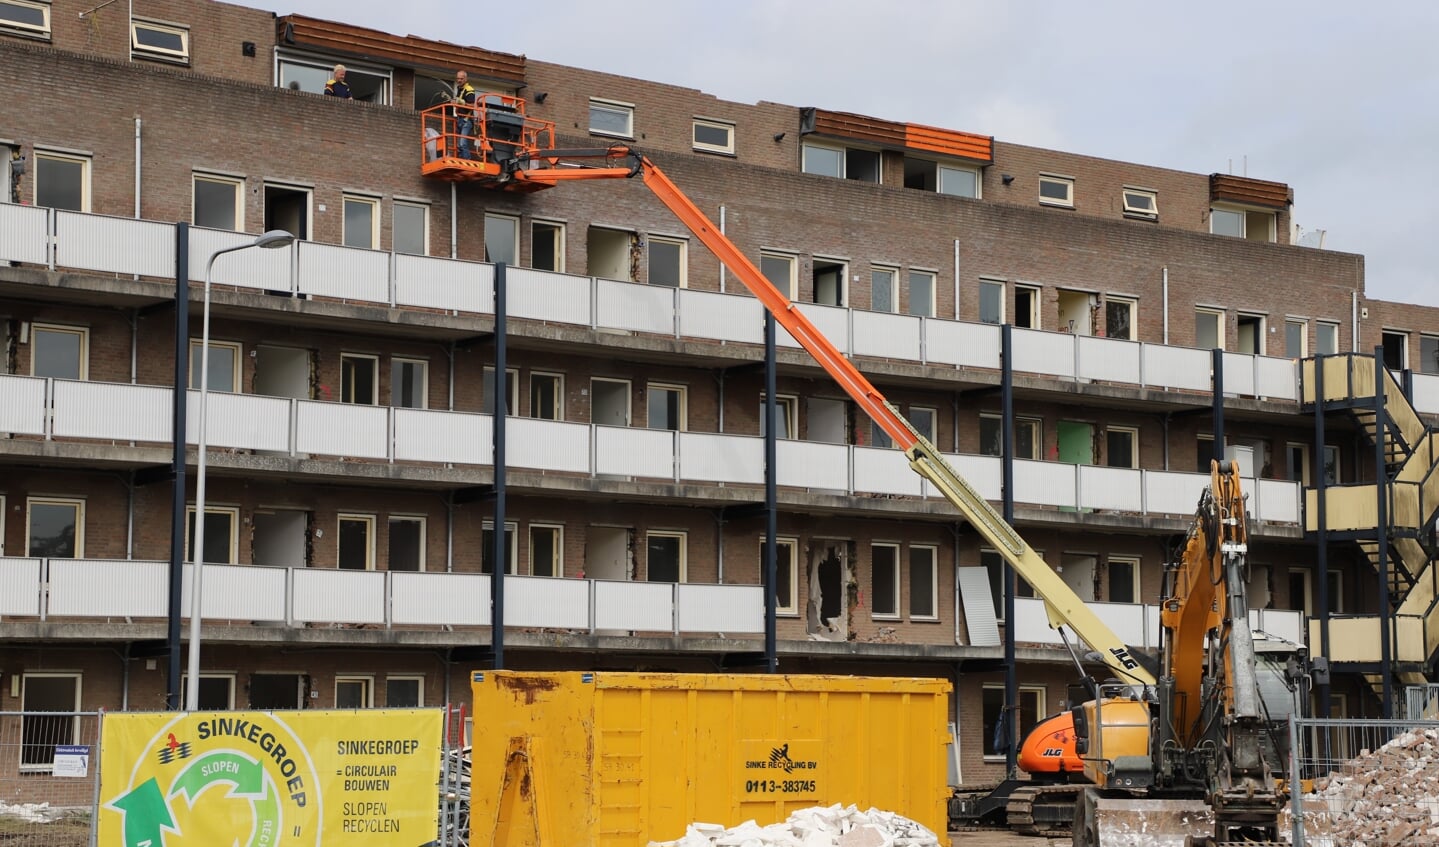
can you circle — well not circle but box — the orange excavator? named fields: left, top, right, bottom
left=419, top=97, right=1305, bottom=845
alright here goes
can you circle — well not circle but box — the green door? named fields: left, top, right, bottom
left=1057, top=421, right=1094, bottom=513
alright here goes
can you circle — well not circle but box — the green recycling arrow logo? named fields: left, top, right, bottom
left=107, top=751, right=282, bottom=847
left=107, top=777, right=176, bottom=847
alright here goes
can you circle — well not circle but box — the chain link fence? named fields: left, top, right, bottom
left=0, top=711, right=101, bottom=847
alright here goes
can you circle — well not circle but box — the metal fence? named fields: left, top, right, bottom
left=0, top=711, right=101, bottom=847
left=1290, top=716, right=1439, bottom=846
left=1405, top=684, right=1439, bottom=720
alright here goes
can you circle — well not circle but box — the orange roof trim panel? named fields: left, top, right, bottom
left=278, top=15, right=526, bottom=84
left=806, top=108, right=992, bottom=164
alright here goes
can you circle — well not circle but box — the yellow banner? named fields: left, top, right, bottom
left=97, top=709, right=442, bottom=847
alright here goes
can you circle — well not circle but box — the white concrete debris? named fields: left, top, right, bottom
left=648, top=803, right=940, bottom=847
left=0, top=800, right=68, bottom=823
left=1304, top=727, right=1439, bottom=846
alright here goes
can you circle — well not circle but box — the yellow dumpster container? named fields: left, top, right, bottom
left=470, top=671, right=951, bottom=846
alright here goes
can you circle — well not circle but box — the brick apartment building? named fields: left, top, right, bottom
left=0, top=0, right=1435, bottom=784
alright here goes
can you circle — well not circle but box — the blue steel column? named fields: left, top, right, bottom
left=167, top=222, right=189, bottom=709
left=1211, top=348, right=1225, bottom=466
left=1314, top=356, right=1331, bottom=720
left=764, top=312, right=778, bottom=672
left=492, top=263, right=507, bottom=668
left=1002, top=324, right=1018, bottom=776
left=1374, top=348, right=1392, bottom=717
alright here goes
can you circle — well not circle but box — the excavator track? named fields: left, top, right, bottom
left=1005, top=784, right=1080, bottom=837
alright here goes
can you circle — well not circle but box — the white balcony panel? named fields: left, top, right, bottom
left=927, top=319, right=1000, bottom=369
left=0, top=558, right=43, bottom=616
left=1255, top=479, right=1301, bottom=524
left=777, top=440, right=850, bottom=491
left=295, top=400, right=389, bottom=459
left=1015, top=459, right=1077, bottom=508
left=1413, top=374, right=1439, bottom=416
left=677, top=584, right=765, bottom=633
left=595, top=426, right=674, bottom=479
left=1011, top=597, right=1065, bottom=645
left=1079, top=466, right=1143, bottom=512
left=391, top=571, right=490, bottom=626
left=507, top=267, right=590, bottom=325
left=189, top=227, right=292, bottom=291
left=186, top=391, right=291, bottom=452
left=292, top=569, right=386, bottom=624
left=1222, top=352, right=1257, bottom=396
left=957, top=566, right=1000, bottom=646
left=853, top=312, right=922, bottom=360
left=0, top=203, right=49, bottom=264
left=505, top=417, right=589, bottom=472
left=594, top=580, right=673, bottom=631
left=679, top=289, right=763, bottom=344
left=49, top=559, right=167, bottom=617
left=853, top=446, right=923, bottom=496
left=1012, top=328, right=1075, bottom=378
left=394, top=409, right=490, bottom=465
left=56, top=212, right=176, bottom=277
left=951, top=453, right=1003, bottom=501
left=1145, top=470, right=1209, bottom=515
left=1253, top=356, right=1298, bottom=400
left=1252, top=608, right=1304, bottom=645
left=0, top=374, right=47, bottom=435
left=394, top=254, right=492, bottom=313
left=1094, top=602, right=1150, bottom=649
left=680, top=432, right=763, bottom=484
left=1078, top=336, right=1141, bottom=383
left=503, top=575, right=589, bottom=628
left=53, top=380, right=170, bottom=442
left=785, top=303, right=850, bottom=354
left=596, top=278, right=674, bottom=334
left=297, top=241, right=389, bottom=303
left=1142, top=345, right=1210, bottom=391
left=180, top=563, right=287, bottom=620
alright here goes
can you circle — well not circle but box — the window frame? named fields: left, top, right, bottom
left=870, top=542, right=901, bottom=620
left=19, top=673, right=82, bottom=772
left=482, top=366, right=520, bottom=416
left=185, top=504, right=240, bottom=565
left=0, top=0, right=50, bottom=38
left=386, top=514, right=426, bottom=572
left=981, top=683, right=1045, bottom=760
left=342, top=194, right=381, bottom=250
left=761, top=536, right=799, bottom=616
left=1121, top=186, right=1158, bottom=220
left=1285, top=318, right=1308, bottom=359
left=1195, top=307, right=1226, bottom=349
left=646, top=530, right=688, bottom=583
left=192, top=172, right=244, bottom=231
left=871, top=265, right=899, bottom=314
left=30, top=323, right=89, bottom=380
left=483, top=212, right=520, bottom=267
left=276, top=52, right=391, bottom=104
left=481, top=520, right=519, bottom=575
left=1105, top=296, right=1136, bottom=340
left=392, top=199, right=429, bottom=256
left=588, top=98, right=635, bottom=139
left=981, top=548, right=1036, bottom=624
left=337, top=513, right=377, bottom=571
left=131, top=17, right=190, bottom=63
left=980, top=414, right=1042, bottom=461
left=181, top=672, right=237, bottom=710
left=907, top=269, right=937, bottom=318
left=528, top=522, right=564, bottom=577
left=340, top=352, right=380, bottom=405
left=391, top=356, right=429, bottom=409
left=335, top=675, right=375, bottom=708
left=1423, top=334, right=1439, bottom=376
left=26, top=496, right=85, bottom=558
left=385, top=675, right=424, bottom=708
left=909, top=544, right=938, bottom=620
left=760, top=393, right=799, bottom=440
left=531, top=220, right=565, bottom=272
left=1038, top=173, right=1074, bottom=208
left=646, top=382, right=688, bottom=431
left=692, top=117, right=735, bottom=155
left=1105, top=426, right=1139, bottom=469
left=646, top=234, right=687, bottom=288
left=33, top=149, right=91, bottom=212
left=1106, top=556, right=1140, bottom=604
left=188, top=339, right=242, bottom=392
left=801, top=142, right=845, bottom=178
left=979, top=278, right=1005, bottom=325
left=1316, top=321, right=1340, bottom=355
left=938, top=163, right=981, bottom=199
left=529, top=371, right=564, bottom=421
left=909, top=406, right=937, bottom=446
left=760, top=252, right=798, bottom=300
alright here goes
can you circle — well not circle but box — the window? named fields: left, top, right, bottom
left=278, top=56, right=389, bottom=103
left=1381, top=330, right=1408, bottom=371
left=531, top=221, right=564, bottom=272
left=1316, top=322, right=1340, bottom=355
left=813, top=258, right=846, bottom=306
left=1106, top=297, right=1135, bottom=340
left=760, top=394, right=798, bottom=439
left=647, top=236, right=686, bottom=287
left=1038, top=174, right=1074, bottom=208
left=982, top=549, right=1035, bottom=623
left=1197, top=435, right=1216, bottom=472
left=1013, top=284, right=1039, bottom=329
left=910, top=407, right=937, bottom=445
left=646, top=531, right=686, bottom=582
left=908, top=270, right=936, bottom=317
left=30, top=323, right=87, bottom=380
left=1327, top=570, right=1344, bottom=615
left=1210, top=205, right=1275, bottom=242
left=1286, top=442, right=1311, bottom=486
left=193, top=174, right=243, bottom=231
left=979, top=279, right=1004, bottom=325
left=189, top=339, right=241, bottom=392
left=647, top=383, right=687, bottom=431
left=760, top=537, right=798, bottom=615
left=1285, top=319, right=1308, bottom=358
left=131, top=18, right=188, bottom=62
left=529, top=523, right=563, bottom=577
left=1210, top=207, right=1243, bottom=237
left=1106, top=427, right=1138, bottom=469
left=181, top=674, right=236, bottom=710
left=939, top=165, right=980, bottom=199
left=910, top=545, right=937, bottom=619
left=982, top=684, right=1045, bottom=758
left=27, top=497, right=83, bottom=557
left=335, top=676, right=374, bottom=708
left=1107, top=557, right=1139, bottom=604
left=870, top=543, right=900, bottom=619
left=869, top=420, right=892, bottom=450
left=481, top=521, right=518, bottom=575
left=871, top=266, right=898, bottom=313
left=1424, top=335, right=1439, bottom=375
left=760, top=253, right=797, bottom=300
left=391, top=357, right=428, bottom=409
left=482, top=367, right=519, bottom=416
left=980, top=414, right=1040, bottom=460
left=1237, top=313, right=1266, bottom=355
left=20, top=674, right=81, bottom=772
left=393, top=201, right=429, bottom=256
left=1121, top=187, right=1158, bottom=220
left=1195, top=308, right=1225, bottom=349
left=185, top=505, right=238, bottom=564
left=385, top=676, right=423, bottom=708
left=1287, top=568, right=1312, bottom=615
left=692, top=118, right=735, bottom=155
left=589, top=98, right=634, bottom=138
left=587, top=227, right=634, bottom=281
left=340, top=353, right=378, bottom=405
left=35, top=150, right=90, bottom=211
left=337, top=514, right=375, bottom=570
left=0, top=0, right=49, bottom=37
left=343, top=195, right=379, bottom=250
left=802, top=143, right=880, bottom=183
left=484, top=213, right=519, bottom=266
left=387, top=516, right=425, bottom=572
left=530, top=372, right=563, bottom=420
left=1323, top=445, right=1340, bottom=485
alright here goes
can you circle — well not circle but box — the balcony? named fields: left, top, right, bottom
left=0, top=557, right=764, bottom=636
left=1012, top=596, right=1306, bottom=652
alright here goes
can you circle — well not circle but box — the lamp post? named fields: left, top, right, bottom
left=186, top=229, right=294, bottom=711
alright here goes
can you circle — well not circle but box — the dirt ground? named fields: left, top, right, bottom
left=949, top=829, right=1067, bottom=847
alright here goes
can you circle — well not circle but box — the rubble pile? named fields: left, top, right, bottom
left=648, top=803, right=940, bottom=847
left=1305, top=727, right=1439, bottom=845
left=0, top=800, right=68, bottom=823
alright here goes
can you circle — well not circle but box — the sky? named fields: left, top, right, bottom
left=278, top=0, right=1438, bottom=306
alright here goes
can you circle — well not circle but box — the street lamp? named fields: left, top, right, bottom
left=186, top=229, right=294, bottom=711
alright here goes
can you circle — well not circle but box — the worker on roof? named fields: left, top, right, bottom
left=324, top=64, right=351, bottom=99
left=452, top=70, right=478, bottom=159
